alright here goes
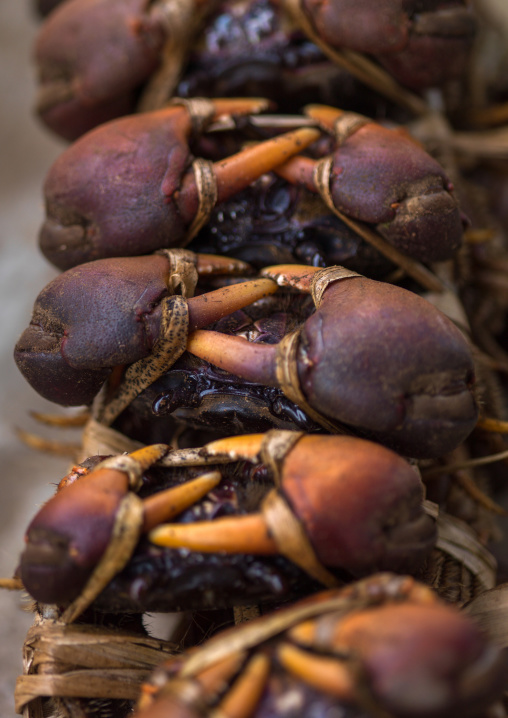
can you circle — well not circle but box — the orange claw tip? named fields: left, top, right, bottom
left=128, top=444, right=170, bottom=465
left=204, top=434, right=265, bottom=460
left=217, top=653, right=270, bottom=718
left=148, top=514, right=276, bottom=554
left=210, top=98, right=274, bottom=118
left=303, top=104, right=348, bottom=127
left=187, top=278, right=278, bottom=331
left=260, top=264, right=320, bottom=290
left=195, top=254, right=252, bottom=276
left=212, top=126, right=321, bottom=204
left=186, top=330, right=278, bottom=386
left=142, top=471, right=222, bottom=532
left=277, top=643, right=354, bottom=701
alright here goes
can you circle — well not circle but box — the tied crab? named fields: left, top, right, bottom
left=135, top=573, right=508, bottom=718
left=39, top=100, right=466, bottom=270
left=33, top=0, right=476, bottom=140
left=18, top=433, right=436, bottom=612
left=14, top=259, right=478, bottom=458
left=38, top=97, right=320, bottom=270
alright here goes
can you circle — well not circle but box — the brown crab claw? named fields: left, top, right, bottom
left=288, top=601, right=508, bottom=718
left=150, top=435, right=436, bottom=577
left=20, top=448, right=222, bottom=605
left=14, top=250, right=278, bottom=406
left=276, top=105, right=464, bottom=263
left=34, top=0, right=164, bottom=141
left=13, top=323, right=111, bottom=406
left=300, top=0, right=476, bottom=91
left=187, top=266, right=478, bottom=459
left=40, top=100, right=318, bottom=270
left=34, top=0, right=266, bottom=143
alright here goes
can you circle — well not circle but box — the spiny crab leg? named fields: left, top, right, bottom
left=39, top=99, right=319, bottom=270
left=14, top=253, right=278, bottom=406
left=274, top=104, right=466, bottom=263
left=150, top=434, right=436, bottom=578
left=19, top=444, right=221, bottom=605
left=187, top=264, right=478, bottom=459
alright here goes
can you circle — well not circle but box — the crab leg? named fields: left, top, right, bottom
left=142, top=471, right=221, bottom=532
left=177, top=128, right=321, bottom=226
left=187, top=279, right=278, bottom=331
left=187, top=331, right=278, bottom=387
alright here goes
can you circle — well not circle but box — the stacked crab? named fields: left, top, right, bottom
left=10, top=0, right=508, bottom=716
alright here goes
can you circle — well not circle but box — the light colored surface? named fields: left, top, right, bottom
left=0, top=3, right=71, bottom=715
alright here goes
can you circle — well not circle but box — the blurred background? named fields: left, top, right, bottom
left=0, top=3, right=71, bottom=715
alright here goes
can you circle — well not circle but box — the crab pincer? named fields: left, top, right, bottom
left=39, top=98, right=320, bottom=270
left=34, top=0, right=217, bottom=140
left=275, top=104, right=467, bottom=263
left=18, top=443, right=223, bottom=606
left=14, top=252, right=279, bottom=406
left=186, top=265, right=478, bottom=459
left=135, top=573, right=508, bottom=718
left=296, top=0, right=476, bottom=91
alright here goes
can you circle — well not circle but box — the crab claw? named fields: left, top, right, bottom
left=188, top=267, right=478, bottom=459
left=288, top=601, right=508, bottom=718
left=14, top=253, right=277, bottom=406
left=34, top=0, right=224, bottom=140
left=275, top=105, right=466, bottom=263
left=301, top=0, right=476, bottom=91
left=39, top=100, right=318, bottom=269
left=150, top=435, right=436, bottom=577
left=19, top=448, right=223, bottom=605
